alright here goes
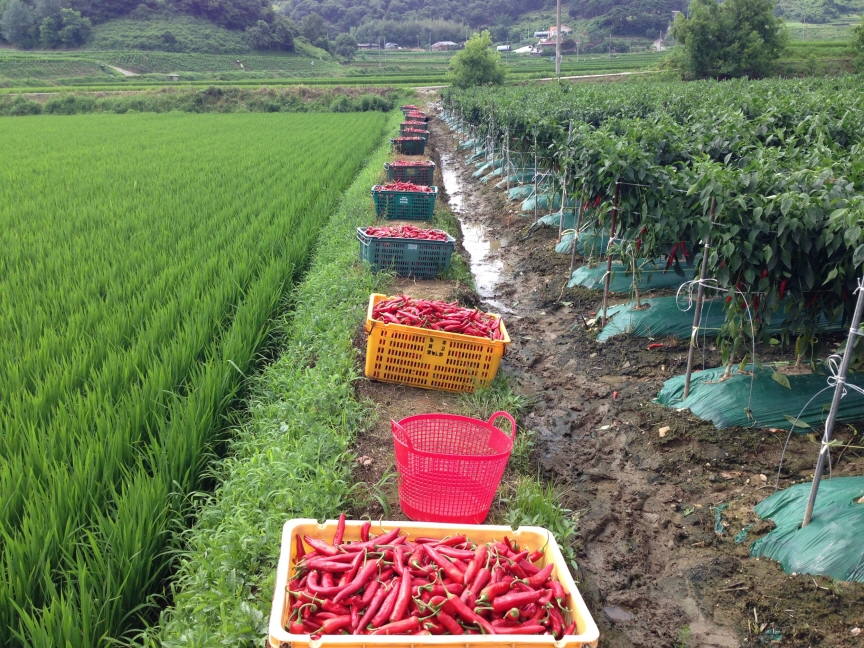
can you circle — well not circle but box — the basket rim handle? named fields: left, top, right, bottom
left=487, top=411, right=516, bottom=441
left=391, top=418, right=415, bottom=451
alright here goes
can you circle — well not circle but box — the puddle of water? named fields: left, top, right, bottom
left=439, top=152, right=510, bottom=313
left=604, top=606, right=634, bottom=622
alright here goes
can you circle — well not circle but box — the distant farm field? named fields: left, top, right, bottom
left=0, top=111, right=386, bottom=647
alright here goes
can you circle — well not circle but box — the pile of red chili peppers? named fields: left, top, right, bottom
left=287, top=516, right=576, bottom=637
left=393, top=136, right=424, bottom=142
left=401, top=121, right=428, bottom=128
left=372, top=295, right=505, bottom=341
left=390, top=160, right=434, bottom=167
left=404, top=128, right=430, bottom=135
left=374, top=181, right=434, bottom=193
left=364, top=226, right=449, bottom=241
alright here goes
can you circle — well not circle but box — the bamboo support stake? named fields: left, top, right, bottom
left=601, top=182, right=620, bottom=326
left=570, top=198, right=582, bottom=275
left=683, top=197, right=715, bottom=400
left=802, top=280, right=864, bottom=527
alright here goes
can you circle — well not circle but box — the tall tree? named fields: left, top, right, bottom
left=669, top=0, right=788, bottom=79
left=447, top=29, right=506, bottom=89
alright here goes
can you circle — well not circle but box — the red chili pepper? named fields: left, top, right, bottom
left=333, top=558, right=380, bottom=603
left=389, top=570, right=412, bottom=623
left=359, top=521, right=371, bottom=542
left=295, top=534, right=306, bottom=561
left=356, top=582, right=389, bottom=630
left=437, top=610, right=464, bottom=635
left=304, top=558, right=355, bottom=572
left=525, top=563, right=554, bottom=587
left=761, top=269, right=768, bottom=278
left=343, top=527, right=401, bottom=550
left=463, top=544, right=487, bottom=587
left=424, top=544, right=465, bottom=584
left=679, top=240, right=689, bottom=259
left=446, top=593, right=496, bottom=634
left=370, top=581, right=400, bottom=627
left=319, top=615, right=352, bottom=634
left=663, top=243, right=679, bottom=274
left=493, top=623, right=546, bottom=635
left=371, top=616, right=420, bottom=635
left=647, top=343, right=664, bottom=350
left=289, top=620, right=305, bottom=634
left=333, top=513, right=346, bottom=545
left=471, top=567, right=491, bottom=593
left=480, top=581, right=513, bottom=602
left=304, top=536, right=339, bottom=557
left=779, top=279, right=789, bottom=300
left=491, top=589, right=542, bottom=613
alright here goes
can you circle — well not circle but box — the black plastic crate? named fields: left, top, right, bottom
left=358, top=227, right=454, bottom=278
left=391, top=137, right=426, bottom=156
left=384, top=161, right=436, bottom=186
left=400, top=126, right=430, bottom=139
left=372, top=185, right=437, bottom=221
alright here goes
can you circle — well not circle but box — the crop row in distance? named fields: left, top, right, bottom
left=445, top=75, right=864, bottom=365
left=0, top=111, right=387, bottom=647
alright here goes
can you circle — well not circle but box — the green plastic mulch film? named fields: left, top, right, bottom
left=751, top=477, right=864, bottom=582
left=598, top=294, right=845, bottom=343
left=570, top=260, right=691, bottom=296
left=655, top=364, right=864, bottom=431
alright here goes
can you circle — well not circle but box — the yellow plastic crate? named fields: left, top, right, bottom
left=268, top=518, right=600, bottom=648
left=364, top=293, right=510, bottom=393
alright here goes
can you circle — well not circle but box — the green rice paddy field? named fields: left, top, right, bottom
left=0, top=111, right=388, bottom=647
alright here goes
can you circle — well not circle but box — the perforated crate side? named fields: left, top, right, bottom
left=371, top=188, right=437, bottom=221
left=384, top=162, right=435, bottom=186
left=357, top=228, right=454, bottom=279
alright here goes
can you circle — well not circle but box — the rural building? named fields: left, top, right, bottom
left=548, top=24, right=573, bottom=37
left=431, top=41, right=460, bottom=51
left=167, top=74, right=180, bottom=81
left=496, top=44, right=511, bottom=52
left=357, top=43, right=379, bottom=49
left=533, top=30, right=549, bottom=38
left=384, top=42, right=399, bottom=49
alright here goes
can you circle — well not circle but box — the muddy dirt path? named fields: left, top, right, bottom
left=354, top=110, right=864, bottom=648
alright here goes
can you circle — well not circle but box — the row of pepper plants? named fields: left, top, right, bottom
left=443, top=75, right=864, bottom=371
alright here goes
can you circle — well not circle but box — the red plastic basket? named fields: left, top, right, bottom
left=391, top=411, right=516, bottom=524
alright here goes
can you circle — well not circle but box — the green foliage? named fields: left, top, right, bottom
left=333, top=31, right=357, bottom=61
left=447, top=30, right=505, bottom=89
left=0, top=111, right=387, bottom=647
left=88, top=13, right=252, bottom=53
left=445, top=75, right=864, bottom=362
left=669, top=0, right=789, bottom=79
left=853, top=17, right=864, bottom=68
left=136, top=112, right=397, bottom=648
left=352, top=18, right=468, bottom=46
left=0, top=85, right=398, bottom=115
left=775, top=0, right=864, bottom=22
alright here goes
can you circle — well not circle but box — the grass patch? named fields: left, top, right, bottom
left=137, top=111, right=402, bottom=648
left=503, top=478, right=581, bottom=572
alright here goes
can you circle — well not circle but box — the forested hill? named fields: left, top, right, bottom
left=281, top=0, right=862, bottom=43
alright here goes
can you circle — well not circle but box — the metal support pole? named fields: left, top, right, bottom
left=601, top=182, right=619, bottom=326
left=802, top=281, right=864, bottom=527
left=570, top=199, right=582, bottom=275
left=534, top=136, right=539, bottom=225
left=558, top=171, right=567, bottom=241
left=506, top=127, right=511, bottom=193
left=683, top=197, right=715, bottom=400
